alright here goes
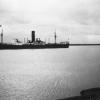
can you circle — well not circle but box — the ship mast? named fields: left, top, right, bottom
left=54, top=29, right=57, bottom=44
left=0, top=25, right=3, bottom=44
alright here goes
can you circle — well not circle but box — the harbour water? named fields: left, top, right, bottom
left=0, top=46, right=100, bottom=100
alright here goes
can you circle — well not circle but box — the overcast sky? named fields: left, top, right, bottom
left=0, top=0, right=100, bottom=43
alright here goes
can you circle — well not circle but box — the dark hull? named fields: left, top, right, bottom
left=0, top=43, right=69, bottom=50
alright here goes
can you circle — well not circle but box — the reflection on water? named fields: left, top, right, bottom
left=0, top=46, right=100, bottom=100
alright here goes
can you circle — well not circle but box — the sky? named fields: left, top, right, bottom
left=0, top=0, right=100, bottom=43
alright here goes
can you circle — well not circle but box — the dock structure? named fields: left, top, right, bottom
left=57, top=87, right=100, bottom=100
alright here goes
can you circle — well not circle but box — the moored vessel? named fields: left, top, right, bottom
left=0, top=26, right=69, bottom=50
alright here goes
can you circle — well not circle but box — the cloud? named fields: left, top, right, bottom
left=0, top=0, right=100, bottom=43
left=69, top=0, right=100, bottom=25
left=1, top=0, right=100, bottom=26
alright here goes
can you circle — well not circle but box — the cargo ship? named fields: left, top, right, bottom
left=0, top=27, right=69, bottom=50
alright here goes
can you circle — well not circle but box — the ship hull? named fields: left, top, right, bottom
left=0, top=43, right=69, bottom=50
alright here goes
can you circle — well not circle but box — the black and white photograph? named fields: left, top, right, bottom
left=0, top=0, right=100, bottom=100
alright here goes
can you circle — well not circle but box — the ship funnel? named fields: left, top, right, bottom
left=31, top=31, right=35, bottom=42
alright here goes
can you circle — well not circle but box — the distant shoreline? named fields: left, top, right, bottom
left=70, top=44, right=100, bottom=46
